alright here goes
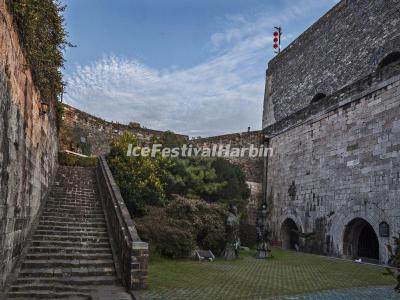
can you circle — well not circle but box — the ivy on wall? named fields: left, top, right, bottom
left=7, top=0, right=72, bottom=103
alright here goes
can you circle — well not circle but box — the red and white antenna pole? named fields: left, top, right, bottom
left=273, top=27, right=282, bottom=54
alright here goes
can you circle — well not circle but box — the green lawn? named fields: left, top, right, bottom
left=137, top=248, right=395, bottom=300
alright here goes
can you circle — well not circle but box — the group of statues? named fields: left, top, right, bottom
left=223, top=203, right=272, bottom=260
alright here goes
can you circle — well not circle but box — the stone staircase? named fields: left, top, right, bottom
left=6, top=166, right=132, bottom=299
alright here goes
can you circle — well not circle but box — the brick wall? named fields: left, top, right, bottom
left=0, top=1, right=58, bottom=286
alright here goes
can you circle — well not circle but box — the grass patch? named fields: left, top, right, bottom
left=138, top=248, right=395, bottom=300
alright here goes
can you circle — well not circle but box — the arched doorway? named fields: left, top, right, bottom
left=343, top=218, right=379, bottom=263
left=281, top=218, right=299, bottom=250
left=311, top=93, right=327, bottom=103
left=378, top=51, right=400, bottom=69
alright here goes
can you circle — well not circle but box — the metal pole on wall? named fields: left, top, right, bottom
left=273, top=27, right=282, bottom=54
left=262, top=136, right=270, bottom=207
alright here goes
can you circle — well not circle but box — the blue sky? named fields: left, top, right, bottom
left=61, top=0, right=338, bottom=137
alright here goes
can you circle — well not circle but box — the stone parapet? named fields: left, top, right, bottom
left=96, top=156, right=148, bottom=290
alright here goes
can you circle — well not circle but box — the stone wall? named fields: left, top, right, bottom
left=97, top=156, right=148, bottom=290
left=0, top=1, right=58, bottom=286
left=265, top=62, right=400, bottom=264
left=60, top=104, right=188, bottom=156
left=263, top=0, right=400, bottom=128
left=193, top=131, right=264, bottom=224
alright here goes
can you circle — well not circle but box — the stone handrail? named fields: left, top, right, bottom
left=96, top=156, right=148, bottom=290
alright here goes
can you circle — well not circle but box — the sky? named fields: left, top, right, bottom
left=61, top=0, right=339, bottom=137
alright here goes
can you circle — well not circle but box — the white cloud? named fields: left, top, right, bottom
left=64, top=0, right=337, bottom=137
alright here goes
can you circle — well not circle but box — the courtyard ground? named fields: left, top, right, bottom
left=136, top=248, right=397, bottom=300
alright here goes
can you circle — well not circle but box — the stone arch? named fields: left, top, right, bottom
left=342, top=218, right=379, bottom=263
left=280, top=218, right=300, bottom=250
left=378, top=51, right=400, bottom=69
left=330, top=203, right=389, bottom=264
left=311, top=93, right=327, bottom=103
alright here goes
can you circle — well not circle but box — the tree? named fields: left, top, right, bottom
left=107, top=132, right=166, bottom=216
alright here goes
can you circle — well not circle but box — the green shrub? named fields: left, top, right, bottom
left=109, top=132, right=250, bottom=216
left=161, top=156, right=250, bottom=209
left=135, top=197, right=228, bottom=258
left=58, top=152, right=97, bottom=167
left=107, top=132, right=166, bottom=216
left=240, top=222, right=257, bottom=249
left=198, top=226, right=226, bottom=256
left=211, top=158, right=251, bottom=203
left=161, top=157, right=226, bottom=202
left=135, top=207, right=195, bottom=258
left=166, top=196, right=227, bottom=255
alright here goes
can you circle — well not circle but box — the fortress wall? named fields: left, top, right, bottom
left=265, top=64, right=400, bottom=263
left=60, top=104, right=188, bottom=156
left=0, top=1, right=58, bottom=286
left=263, top=0, right=400, bottom=127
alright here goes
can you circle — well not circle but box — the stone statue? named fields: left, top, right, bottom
left=256, top=204, right=272, bottom=259
left=223, top=204, right=240, bottom=260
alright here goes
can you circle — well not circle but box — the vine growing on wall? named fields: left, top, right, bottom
left=7, top=0, right=72, bottom=103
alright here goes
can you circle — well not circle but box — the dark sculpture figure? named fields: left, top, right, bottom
left=256, top=204, right=272, bottom=259
left=223, top=204, right=240, bottom=260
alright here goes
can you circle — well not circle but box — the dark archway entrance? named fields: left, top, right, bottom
left=378, top=52, right=400, bottom=69
left=343, top=218, right=379, bottom=263
left=281, top=218, right=299, bottom=250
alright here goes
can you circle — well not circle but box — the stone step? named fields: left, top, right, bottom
left=18, top=267, right=116, bottom=277
left=48, top=196, right=97, bottom=202
left=45, top=202, right=103, bottom=212
left=10, top=284, right=93, bottom=293
left=14, top=275, right=119, bottom=286
left=40, top=215, right=105, bottom=223
left=50, top=188, right=96, bottom=193
left=29, top=246, right=112, bottom=254
left=32, top=240, right=111, bottom=248
left=47, top=193, right=99, bottom=203
left=44, top=205, right=103, bottom=214
left=44, top=206, right=101, bottom=213
left=39, top=220, right=106, bottom=228
left=35, top=229, right=108, bottom=237
left=26, top=252, right=113, bottom=261
left=46, top=195, right=100, bottom=205
left=36, top=225, right=107, bottom=233
left=6, top=165, right=127, bottom=300
left=48, top=195, right=97, bottom=200
left=47, top=195, right=98, bottom=200
left=50, top=187, right=96, bottom=192
left=7, top=290, right=91, bottom=299
left=32, top=234, right=109, bottom=243
left=44, top=207, right=103, bottom=214
left=42, top=212, right=105, bottom=219
left=22, top=259, right=114, bottom=269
